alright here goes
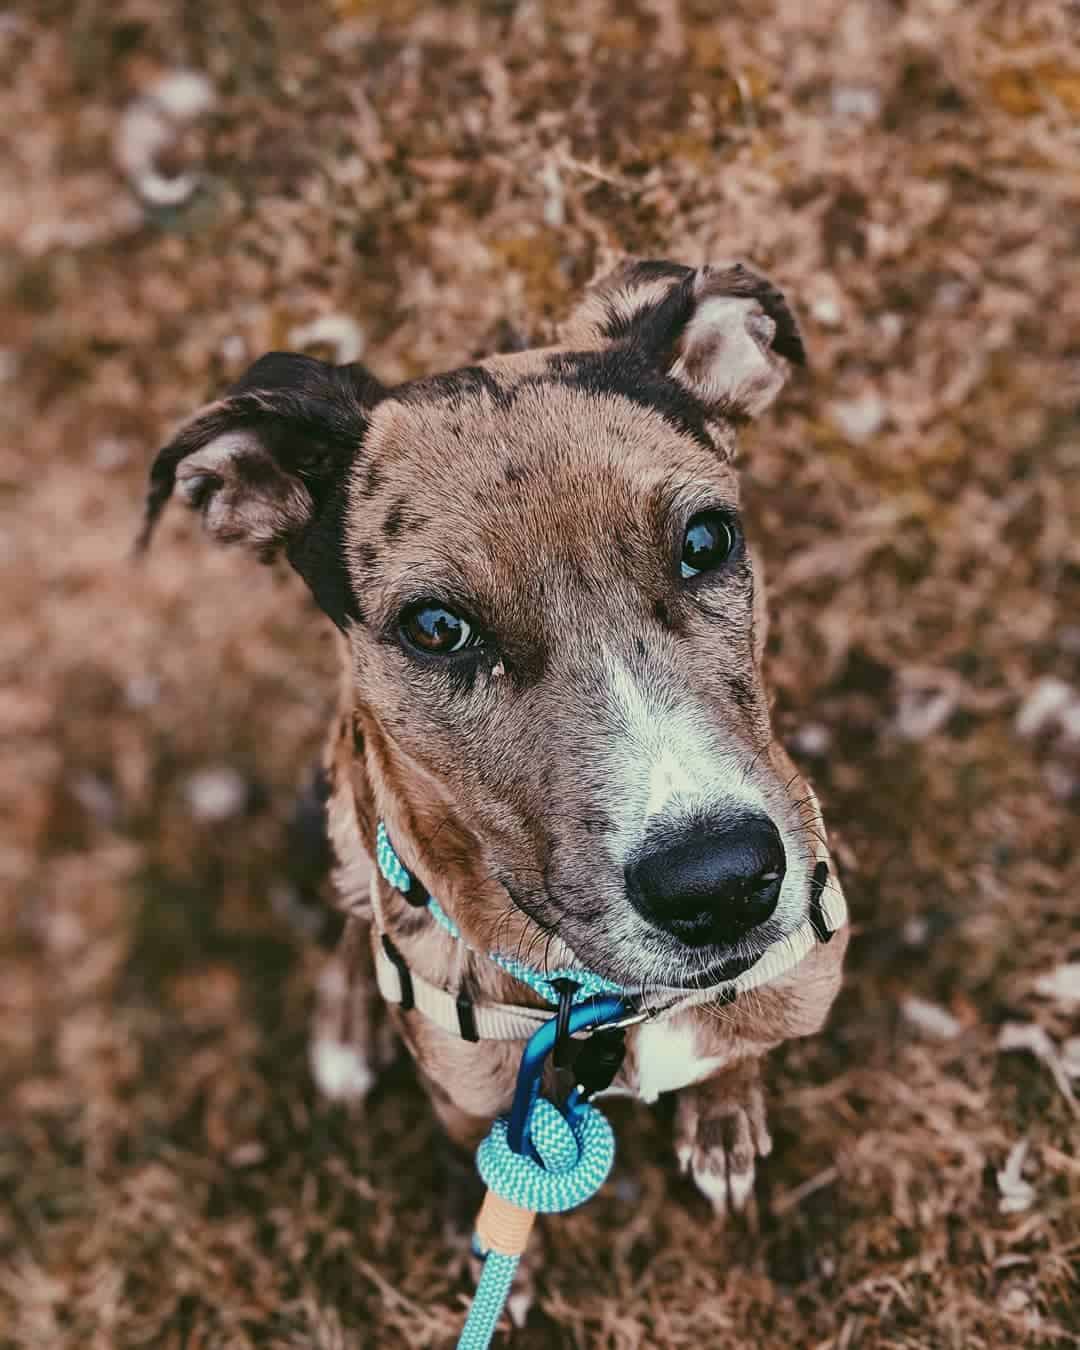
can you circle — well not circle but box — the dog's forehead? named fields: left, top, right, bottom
left=348, top=353, right=738, bottom=551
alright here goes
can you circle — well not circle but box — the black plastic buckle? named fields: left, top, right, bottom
left=381, top=934, right=414, bottom=1011
left=808, top=861, right=833, bottom=942
left=456, top=990, right=479, bottom=1043
left=403, top=873, right=430, bottom=909
left=550, top=978, right=579, bottom=1069
left=573, top=1026, right=627, bottom=1100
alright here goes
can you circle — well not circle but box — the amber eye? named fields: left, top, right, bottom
left=681, top=512, right=735, bottom=579
left=400, top=603, right=475, bottom=655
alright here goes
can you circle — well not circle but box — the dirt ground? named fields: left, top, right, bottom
left=2, top=1, right=1078, bottom=1346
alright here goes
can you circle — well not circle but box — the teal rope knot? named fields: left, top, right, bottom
left=477, top=1098, right=616, bottom=1214
left=459, top=1101, right=615, bottom=1350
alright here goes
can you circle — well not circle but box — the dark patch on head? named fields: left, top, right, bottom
left=504, top=461, right=528, bottom=485
left=634, top=637, right=646, bottom=658
left=382, top=498, right=407, bottom=540
left=355, top=540, right=378, bottom=572
left=399, top=365, right=515, bottom=413
left=654, top=599, right=671, bottom=627
left=600, top=261, right=693, bottom=343
left=361, top=459, right=383, bottom=499
left=622, top=259, right=693, bottom=285
left=726, top=674, right=757, bottom=713
left=286, top=467, right=365, bottom=630
left=537, top=348, right=714, bottom=451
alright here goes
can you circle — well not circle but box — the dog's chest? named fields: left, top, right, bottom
left=613, top=1020, right=733, bottom=1104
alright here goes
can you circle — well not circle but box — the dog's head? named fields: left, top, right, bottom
left=142, top=259, right=820, bottom=993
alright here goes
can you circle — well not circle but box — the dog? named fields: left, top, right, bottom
left=140, top=257, right=849, bottom=1228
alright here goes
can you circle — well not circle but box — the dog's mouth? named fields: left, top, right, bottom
left=548, top=924, right=771, bottom=997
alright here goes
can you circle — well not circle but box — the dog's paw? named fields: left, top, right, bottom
left=674, top=1063, right=772, bottom=1219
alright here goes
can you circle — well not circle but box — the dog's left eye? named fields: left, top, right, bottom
left=680, top=512, right=735, bottom=579
left=400, top=603, right=475, bottom=655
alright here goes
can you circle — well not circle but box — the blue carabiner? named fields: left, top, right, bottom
left=506, top=994, right=630, bottom=1157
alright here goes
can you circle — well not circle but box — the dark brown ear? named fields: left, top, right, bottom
left=138, top=352, right=385, bottom=629
left=561, top=258, right=805, bottom=420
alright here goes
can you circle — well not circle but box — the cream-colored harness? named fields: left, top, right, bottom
left=369, top=822, right=848, bottom=1041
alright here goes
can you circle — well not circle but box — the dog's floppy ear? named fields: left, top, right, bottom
left=138, top=351, right=385, bottom=629
left=561, top=258, right=805, bottom=420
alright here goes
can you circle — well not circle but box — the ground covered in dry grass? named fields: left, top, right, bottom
left=2, top=1, right=1078, bottom=1345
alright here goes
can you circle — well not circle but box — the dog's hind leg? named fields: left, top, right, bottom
left=270, top=763, right=346, bottom=948
left=310, top=914, right=396, bottom=1103
left=269, top=762, right=388, bottom=1103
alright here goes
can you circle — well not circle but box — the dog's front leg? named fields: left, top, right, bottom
left=674, top=1057, right=773, bottom=1218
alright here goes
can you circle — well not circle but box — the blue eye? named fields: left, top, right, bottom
left=401, top=603, right=474, bottom=654
left=681, top=513, right=735, bottom=579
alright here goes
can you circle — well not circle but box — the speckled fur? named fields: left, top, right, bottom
left=142, top=258, right=848, bottom=1207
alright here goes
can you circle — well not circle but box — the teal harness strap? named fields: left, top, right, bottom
left=374, top=823, right=632, bottom=1348
left=376, top=822, right=624, bottom=1008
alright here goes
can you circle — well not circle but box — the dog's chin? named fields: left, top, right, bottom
left=645, top=946, right=763, bottom=992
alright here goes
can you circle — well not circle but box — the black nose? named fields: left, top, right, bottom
left=626, top=815, right=785, bottom=946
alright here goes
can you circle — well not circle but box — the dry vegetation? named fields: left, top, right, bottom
left=2, top=1, right=1079, bottom=1345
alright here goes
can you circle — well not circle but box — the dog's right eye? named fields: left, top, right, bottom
left=400, top=603, right=475, bottom=655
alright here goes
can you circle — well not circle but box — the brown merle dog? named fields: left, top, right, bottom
left=140, top=258, right=849, bottom=1225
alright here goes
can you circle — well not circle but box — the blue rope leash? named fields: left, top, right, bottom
left=374, top=824, right=630, bottom=1348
